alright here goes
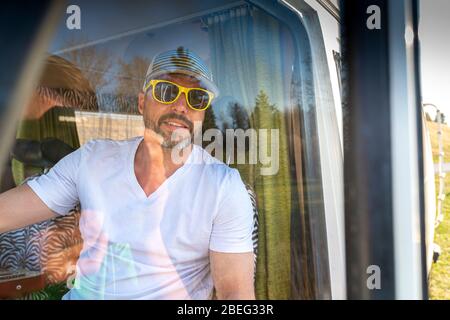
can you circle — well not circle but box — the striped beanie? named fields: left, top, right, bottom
left=143, top=47, right=219, bottom=96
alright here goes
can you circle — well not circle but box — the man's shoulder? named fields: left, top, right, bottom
left=191, top=145, right=244, bottom=187
left=192, top=145, right=232, bottom=172
left=81, top=136, right=142, bottom=153
left=78, top=136, right=142, bottom=162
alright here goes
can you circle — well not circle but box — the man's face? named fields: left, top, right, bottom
left=138, top=73, right=206, bottom=149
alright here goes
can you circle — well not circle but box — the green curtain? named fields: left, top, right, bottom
left=207, top=5, right=294, bottom=299
left=12, top=107, right=80, bottom=185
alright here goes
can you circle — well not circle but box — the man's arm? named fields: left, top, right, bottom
left=0, top=184, right=57, bottom=233
left=0, top=144, right=83, bottom=234
left=210, top=250, right=255, bottom=300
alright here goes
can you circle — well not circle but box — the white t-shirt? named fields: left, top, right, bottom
left=27, top=137, right=254, bottom=300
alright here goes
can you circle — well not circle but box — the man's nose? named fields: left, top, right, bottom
left=171, top=92, right=189, bottom=114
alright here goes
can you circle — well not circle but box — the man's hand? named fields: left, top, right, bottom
left=210, top=250, right=255, bottom=300
left=0, top=184, right=56, bottom=233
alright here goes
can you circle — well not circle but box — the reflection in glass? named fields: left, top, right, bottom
left=0, top=1, right=333, bottom=300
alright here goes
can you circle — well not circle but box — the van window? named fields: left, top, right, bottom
left=0, top=0, right=341, bottom=299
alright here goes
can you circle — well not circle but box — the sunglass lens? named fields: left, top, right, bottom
left=154, top=82, right=179, bottom=103
left=188, top=89, right=210, bottom=110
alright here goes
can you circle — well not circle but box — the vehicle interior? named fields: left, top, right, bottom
left=0, top=0, right=436, bottom=300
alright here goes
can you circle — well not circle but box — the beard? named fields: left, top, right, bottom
left=144, top=112, right=195, bottom=149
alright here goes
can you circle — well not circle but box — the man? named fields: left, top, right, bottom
left=0, top=48, right=255, bottom=300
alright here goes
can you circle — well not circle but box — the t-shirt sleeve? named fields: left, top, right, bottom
left=209, top=169, right=255, bottom=253
left=26, top=146, right=82, bottom=216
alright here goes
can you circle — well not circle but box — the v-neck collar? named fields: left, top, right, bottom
left=127, top=136, right=196, bottom=200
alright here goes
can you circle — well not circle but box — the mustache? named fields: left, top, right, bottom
left=158, top=113, right=194, bottom=132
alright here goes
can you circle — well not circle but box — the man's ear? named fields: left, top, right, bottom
left=138, top=91, right=145, bottom=115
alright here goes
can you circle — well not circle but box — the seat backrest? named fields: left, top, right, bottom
left=0, top=203, right=82, bottom=286
left=244, top=183, right=259, bottom=274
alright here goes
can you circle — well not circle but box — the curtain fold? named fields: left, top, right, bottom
left=206, top=5, right=294, bottom=299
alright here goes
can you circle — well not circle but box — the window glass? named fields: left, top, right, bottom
left=0, top=0, right=335, bottom=300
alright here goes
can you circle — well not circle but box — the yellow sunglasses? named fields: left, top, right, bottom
left=144, top=79, right=215, bottom=111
